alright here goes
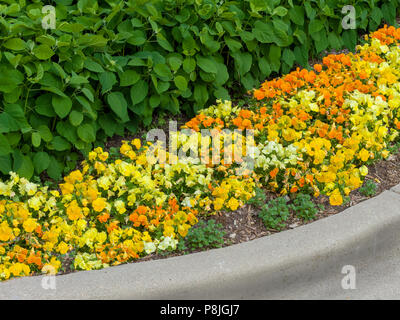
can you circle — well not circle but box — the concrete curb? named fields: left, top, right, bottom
left=2, top=188, right=400, bottom=299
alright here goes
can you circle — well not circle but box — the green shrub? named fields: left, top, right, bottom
left=0, top=0, right=398, bottom=179
left=178, top=219, right=226, bottom=251
left=248, top=187, right=267, bottom=207
left=359, top=180, right=378, bottom=197
left=289, top=193, right=319, bottom=221
left=259, top=197, right=290, bottom=230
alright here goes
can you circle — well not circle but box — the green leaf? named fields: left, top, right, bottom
left=273, top=6, right=288, bottom=17
left=0, top=134, right=12, bottom=156
left=183, top=57, right=196, bottom=73
left=194, top=84, right=209, bottom=108
left=84, top=59, right=105, bottom=73
left=52, top=95, right=72, bottom=118
left=282, top=49, right=296, bottom=68
left=38, top=125, right=53, bottom=142
left=214, top=63, right=229, bottom=86
left=174, top=75, right=188, bottom=91
left=130, top=80, right=148, bottom=105
left=47, top=156, right=63, bottom=180
left=107, top=92, right=129, bottom=121
left=225, top=37, right=242, bottom=52
left=269, top=45, right=281, bottom=72
left=81, top=88, right=94, bottom=102
left=167, top=55, right=183, bottom=71
left=31, top=132, right=41, bottom=147
left=33, top=44, right=54, bottom=60
left=77, top=124, right=96, bottom=143
left=69, top=111, right=84, bottom=126
left=99, top=71, right=117, bottom=94
left=289, top=6, right=304, bottom=25
left=120, top=69, right=140, bottom=87
left=153, top=64, right=173, bottom=80
left=0, top=155, right=12, bottom=175
left=13, top=151, right=34, bottom=179
left=3, top=38, right=26, bottom=51
left=0, top=112, right=20, bottom=133
left=76, top=96, right=96, bottom=119
left=157, top=33, right=173, bottom=52
left=69, top=74, right=89, bottom=85
left=127, top=30, right=146, bottom=46
left=0, top=65, right=24, bottom=93
left=51, top=136, right=71, bottom=151
left=371, top=7, right=383, bottom=25
left=253, top=21, right=274, bottom=43
left=309, top=19, right=324, bottom=34
left=232, top=52, right=252, bottom=75
left=196, top=56, right=218, bottom=74
left=258, top=57, right=271, bottom=77
left=33, top=152, right=50, bottom=174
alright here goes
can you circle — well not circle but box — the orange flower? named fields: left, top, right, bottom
left=314, top=64, right=322, bottom=73
left=270, top=168, right=279, bottom=179
left=98, top=213, right=110, bottom=223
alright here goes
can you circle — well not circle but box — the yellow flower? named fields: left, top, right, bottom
left=60, top=183, right=74, bottom=195
left=132, top=138, right=141, bottom=149
left=66, top=204, right=83, bottom=221
left=0, top=221, right=13, bottom=241
left=359, top=165, right=368, bottom=176
left=88, top=151, right=97, bottom=161
left=98, top=152, right=109, bottom=162
left=359, top=148, right=369, bottom=162
left=23, top=218, right=37, bottom=233
left=57, top=241, right=69, bottom=255
left=227, top=197, right=240, bottom=211
left=9, top=263, right=29, bottom=276
left=381, top=150, right=389, bottom=158
left=114, top=200, right=126, bottom=214
left=329, top=189, right=343, bottom=206
left=92, top=198, right=107, bottom=212
left=213, top=198, right=224, bottom=211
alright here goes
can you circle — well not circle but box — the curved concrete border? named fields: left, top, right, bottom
left=2, top=187, right=400, bottom=299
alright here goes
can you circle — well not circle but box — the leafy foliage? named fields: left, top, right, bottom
left=359, top=180, right=378, bottom=197
left=0, top=0, right=398, bottom=179
left=178, top=219, right=226, bottom=251
left=289, top=193, right=320, bottom=221
left=259, top=197, right=290, bottom=230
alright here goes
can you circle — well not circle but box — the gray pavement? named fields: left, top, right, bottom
left=1, top=188, right=400, bottom=299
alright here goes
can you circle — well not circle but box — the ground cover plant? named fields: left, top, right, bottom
left=0, top=0, right=398, bottom=180
left=2, top=26, right=400, bottom=280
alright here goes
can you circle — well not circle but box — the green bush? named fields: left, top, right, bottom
left=0, top=0, right=398, bottom=179
left=178, top=219, right=226, bottom=251
left=289, top=193, right=320, bottom=221
left=259, top=197, right=290, bottom=230
left=359, top=180, right=378, bottom=197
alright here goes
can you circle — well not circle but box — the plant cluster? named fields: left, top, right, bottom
left=178, top=219, right=226, bottom=251
left=2, top=25, right=400, bottom=281
left=187, top=25, right=400, bottom=207
left=359, top=179, right=378, bottom=197
left=1, top=0, right=398, bottom=179
left=289, top=193, right=320, bottom=221
left=258, top=197, right=290, bottom=230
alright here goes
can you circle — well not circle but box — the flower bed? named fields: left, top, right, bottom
left=1, top=26, right=400, bottom=280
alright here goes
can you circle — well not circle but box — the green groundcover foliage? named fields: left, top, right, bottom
left=0, top=0, right=398, bottom=180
